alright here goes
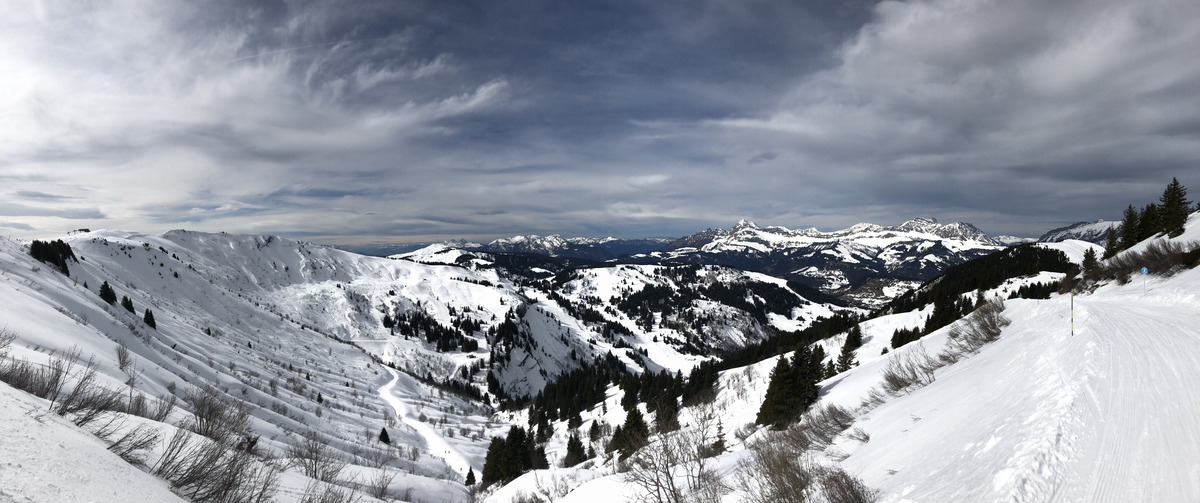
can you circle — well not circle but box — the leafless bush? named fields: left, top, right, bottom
left=365, top=469, right=396, bottom=499
left=846, top=427, right=870, bottom=444
left=733, top=422, right=756, bottom=443
left=880, top=343, right=939, bottom=395
left=147, top=393, right=177, bottom=422
left=0, top=357, right=39, bottom=391
left=734, top=427, right=816, bottom=503
left=107, top=422, right=162, bottom=466
left=286, top=431, right=348, bottom=483
left=736, top=425, right=875, bottom=503
left=941, top=299, right=1010, bottom=366
left=816, top=468, right=873, bottom=503
left=1087, top=239, right=1198, bottom=286
left=116, top=343, right=133, bottom=373
left=184, top=385, right=250, bottom=445
left=816, top=466, right=877, bottom=503
left=858, top=387, right=887, bottom=410
left=37, top=347, right=83, bottom=406
left=510, top=492, right=547, bottom=503
left=38, top=355, right=125, bottom=427
left=800, top=403, right=856, bottom=450
left=0, top=327, right=15, bottom=357
left=300, top=480, right=362, bottom=503
left=154, top=428, right=278, bottom=503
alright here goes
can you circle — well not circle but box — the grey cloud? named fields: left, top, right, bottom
left=1, top=0, right=1195, bottom=243
left=0, top=203, right=106, bottom=220
left=15, top=191, right=77, bottom=201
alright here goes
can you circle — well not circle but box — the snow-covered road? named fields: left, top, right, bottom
left=378, top=367, right=472, bottom=478
left=842, top=269, right=1200, bottom=502
left=1068, top=298, right=1200, bottom=502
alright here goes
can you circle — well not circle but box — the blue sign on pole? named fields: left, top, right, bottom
left=1141, top=266, right=1149, bottom=275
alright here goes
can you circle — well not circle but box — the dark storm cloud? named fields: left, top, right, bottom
left=1, top=0, right=1195, bottom=243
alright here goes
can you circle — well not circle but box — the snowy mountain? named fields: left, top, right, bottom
left=992, top=235, right=1038, bottom=246
left=0, top=225, right=853, bottom=502
left=482, top=211, right=1200, bottom=503
left=635, top=218, right=1002, bottom=309
left=1038, top=220, right=1118, bottom=244
left=4, top=211, right=1195, bottom=503
left=478, top=235, right=674, bottom=261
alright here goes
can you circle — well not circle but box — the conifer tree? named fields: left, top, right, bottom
left=1136, top=203, right=1161, bottom=242
left=121, top=295, right=135, bottom=313
left=845, top=325, right=863, bottom=349
left=755, top=356, right=793, bottom=427
left=465, top=467, right=476, bottom=486
left=379, top=427, right=391, bottom=444
left=1159, top=177, right=1192, bottom=238
left=620, top=408, right=649, bottom=456
left=1081, top=247, right=1098, bottom=272
left=143, top=309, right=156, bottom=329
left=1102, top=227, right=1119, bottom=259
left=1118, top=205, right=1140, bottom=250
left=99, top=281, right=117, bottom=305
left=481, top=437, right=504, bottom=487
left=835, top=338, right=858, bottom=373
left=563, top=434, right=586, bottom=467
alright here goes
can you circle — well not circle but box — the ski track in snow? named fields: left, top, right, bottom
left=1070, top=299, right=1200, bottom=503
left=379, top=367, right=471, bottom=478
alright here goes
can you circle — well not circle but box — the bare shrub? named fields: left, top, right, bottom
left=858, top=387, right=887, bottom=410
left=880, top=343, right=939, bottom=395
left=734, top=427, right=816, bottom=503
left=37, top=347, right=84, bottom=406
left=53, top=358, right=124, bottom=427
left=510, top=492, right=546, bottom=503
left=116, top=343, right=133, bottom=373
left=300, top=480, right=363, bottom=503
left=365, top=469, right=396, bottom=499
left=817, top=466, right=877, bottom=503
left=846, top=427, right=870, bottom=443
left=107, top=422, right=162, bottom=466
left=0, top=327, right=15, bottom=357
left=184, top=385, right=250, bottom=445
left=735, top=424, right=875, bottom=503
left=1088, top=239, right=1197, bottom=286
left=147, top=393, right=177, bottom=422
left=154, top=428, right=278, bottom=503
left=286, top=431, right=348, bottom=483
left=940, top=299, right=1010, bottom=364
left=800, top=403, right=856, bottom=450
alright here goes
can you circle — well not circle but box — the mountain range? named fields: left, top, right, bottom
left=4, top=211, right=1196, bottom=503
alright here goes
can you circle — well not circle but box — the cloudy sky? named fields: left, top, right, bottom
left=2, top=0, right=1197, bottom=245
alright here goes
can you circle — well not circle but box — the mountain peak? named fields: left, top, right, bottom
left=732, top=219, right=759, bottom=231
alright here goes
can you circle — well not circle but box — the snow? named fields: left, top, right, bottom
left=379, top=367, right=472, bottom=477
left=0, top=382, right=187, bottom=503
left=1, top=211, right=1196, bottom=503
left=838, top=267, right=1200, bottom=502
left=1038, top=239, right=1103, bottom=264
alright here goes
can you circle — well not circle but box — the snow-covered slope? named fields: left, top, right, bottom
left=487, top=212, right=1200, bottom=502
left=1039, top=220, right=1119, bottom=244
